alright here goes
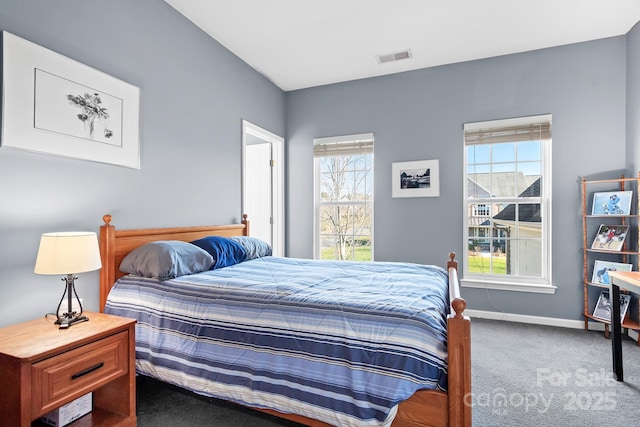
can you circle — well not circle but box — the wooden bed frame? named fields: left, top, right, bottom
left=98, top=214, right=471, bottom=427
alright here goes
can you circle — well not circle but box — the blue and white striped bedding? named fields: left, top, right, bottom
left=105, top=256, right=450, bottom=426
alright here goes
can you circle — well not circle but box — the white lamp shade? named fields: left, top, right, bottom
left=34, top=232, right=102, bottom=275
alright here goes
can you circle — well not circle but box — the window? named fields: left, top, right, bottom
left=463, top=115, right=554, bottom=293
left=313, top=133, right=374, bottom=261
left=473, top=204, right=490, bottom=217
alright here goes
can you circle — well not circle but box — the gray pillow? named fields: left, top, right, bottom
left=229, top=236, right=272, bottom=260
left=119, top=240, right=214, bottom=280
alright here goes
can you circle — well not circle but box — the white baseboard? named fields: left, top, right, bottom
left=466, top=309, right=639, bottom=341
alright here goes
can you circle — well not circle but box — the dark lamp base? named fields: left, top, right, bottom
left=56, top=314, right=89, bottom=329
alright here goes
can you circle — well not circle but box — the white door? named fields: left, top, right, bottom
left=245, top=142, right=272, bottom=245
left=242, top=120, right=284, bottom=256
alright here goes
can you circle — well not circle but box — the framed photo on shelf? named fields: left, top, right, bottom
left=592, top=290, right=631, bottom=323
left=591, top=191, right=633, bottom=215
left=590, top=224, right=629, bottom=251
left=591, top=260, right=633, bottom=285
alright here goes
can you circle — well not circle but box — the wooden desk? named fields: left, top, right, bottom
left=607, top=271, right=640, bottom=381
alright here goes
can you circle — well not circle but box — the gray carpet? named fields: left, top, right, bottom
left=136, top=374, right=300, bottom=426
left=471, top=319, right=640, bottom=426
left=136, top=318, right=640, bottom=426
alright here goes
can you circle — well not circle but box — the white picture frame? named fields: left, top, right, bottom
left=591, top=191, right=633, bottom=215
left=592, top=290, right=631, bottom=323
left=591, top=260, right=633, bottom=285
left=392, top=159, right=440, bottom=198
left=1, top=32, right=140, bottom=169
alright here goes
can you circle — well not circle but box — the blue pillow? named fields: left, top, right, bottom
left=119, top=240, right=214, bottom=280
left=190, top=236, right=247, bottom=269
left=229, top=236, right=272, bottom=260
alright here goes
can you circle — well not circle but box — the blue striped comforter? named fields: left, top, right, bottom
left=105, top=256, right=449, bottom=426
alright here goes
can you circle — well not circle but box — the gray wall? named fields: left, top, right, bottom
left=0, top=0, right=285, bottom=327
left=628, top=22, right=640, bottom=175
left=0, top=1, right=635, bottom=327
left=286, top=37, right=628, bottom=321
left=626, top=22, right=640, bottom=257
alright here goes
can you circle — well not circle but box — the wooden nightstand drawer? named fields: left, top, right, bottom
left=31, top=330, right=129, bottom=417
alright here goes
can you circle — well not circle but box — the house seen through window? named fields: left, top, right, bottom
left=313, top=133, right=374, bottom=261
left=463, top=115, right=553, bottom=292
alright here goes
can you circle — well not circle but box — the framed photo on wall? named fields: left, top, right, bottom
left=1, top=31, right=140, bottom=169
left=591, top=191, right=633, bottom=215
left=592, top=290, right=631, bottom=323
left=591, top=260, right=633, bottom=285
left=590, top=224, right=629, bottom=251
left=392, top=159, right=440, bottom=198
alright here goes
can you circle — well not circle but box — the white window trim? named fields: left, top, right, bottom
left=462, top=114, right=554, bottom=294
left=461, top=278, right=557, bottom=294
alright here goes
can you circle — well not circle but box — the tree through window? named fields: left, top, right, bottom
left=313, top=133, right=374, bottom=261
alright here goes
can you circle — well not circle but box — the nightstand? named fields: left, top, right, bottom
left=0, top=312, right=136, bottom=426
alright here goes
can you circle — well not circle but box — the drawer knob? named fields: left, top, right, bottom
left=71, top=362, right=104, bottom=380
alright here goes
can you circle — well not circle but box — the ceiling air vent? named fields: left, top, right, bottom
left=376, top=49, right=412, bottom=64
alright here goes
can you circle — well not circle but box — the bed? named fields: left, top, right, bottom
left=98, top=214, right=471, bottom=427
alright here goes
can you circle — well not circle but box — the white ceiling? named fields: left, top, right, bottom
left=164, top=0, right=640, bottom=91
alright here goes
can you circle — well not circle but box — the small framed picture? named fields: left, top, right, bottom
left=591, top=260, right=633, bottom=285
left=591, top=224, right=629, bottom=251
left=392, top=159, right=440, bottom=198
left=591, top=191, right=633, bottom=215
left=592, top=290, right=631, bottom=323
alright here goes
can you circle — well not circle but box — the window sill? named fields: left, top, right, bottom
left=461, top=278, right=557, bottom=294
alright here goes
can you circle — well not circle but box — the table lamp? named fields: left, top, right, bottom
left=34, top=231, right=102, bottom=328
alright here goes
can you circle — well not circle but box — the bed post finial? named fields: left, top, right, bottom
left=242, top=214, right=250, bottom=236
left=103, top=214, right=112, bottom=225
left=447, top=252, right=457, bottom=270
left=451, top=298, right=467, bottom=319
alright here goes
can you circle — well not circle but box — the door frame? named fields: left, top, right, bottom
left=241, top=120, right=285, bottom=257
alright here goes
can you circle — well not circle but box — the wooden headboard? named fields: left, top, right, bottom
left=98, top=214, right=250, bottom=312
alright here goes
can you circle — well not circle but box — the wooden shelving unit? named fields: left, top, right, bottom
left=582, top=172, right=640, bottom=344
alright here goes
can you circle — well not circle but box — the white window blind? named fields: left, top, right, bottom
left=313, top=133, right=374, bottom=157
left=464, top=121, right=551, bottom=145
